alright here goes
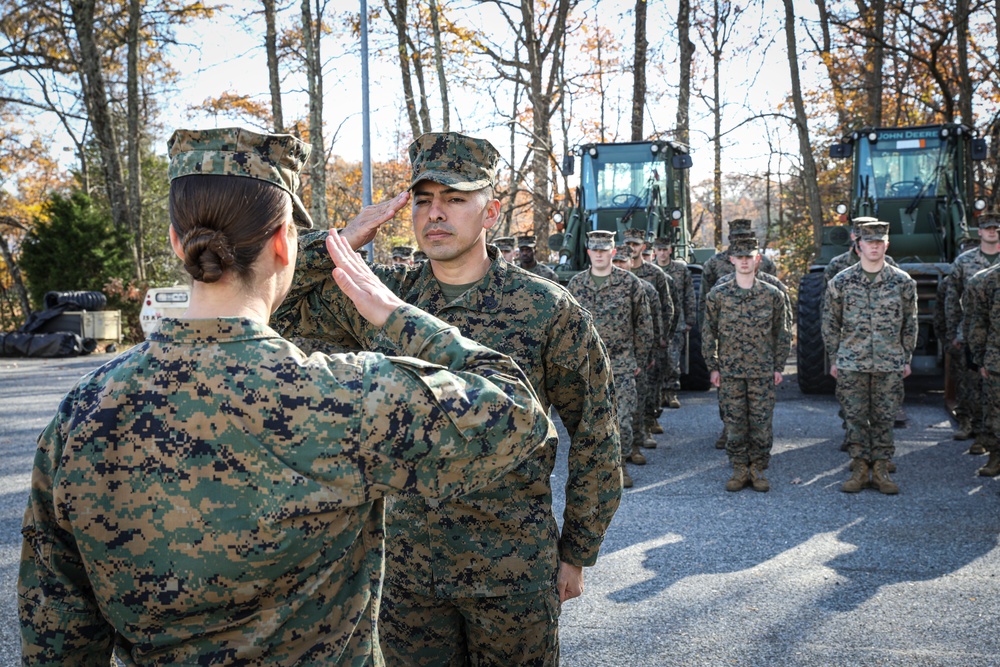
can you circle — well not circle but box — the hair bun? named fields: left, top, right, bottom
left=182, top=227, right=236, bottom=283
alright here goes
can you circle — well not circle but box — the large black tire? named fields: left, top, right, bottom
left=680, top=271, right=711, bottom=391
left=796, top=271, right=836, bottom=394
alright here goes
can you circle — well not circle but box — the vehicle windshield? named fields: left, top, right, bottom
left=857, top=128, right=955, bottom=200
left=582, top=144, right=662, bottom=210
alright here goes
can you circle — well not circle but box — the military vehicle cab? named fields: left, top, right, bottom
left=797, top=123, right=989, bottom=393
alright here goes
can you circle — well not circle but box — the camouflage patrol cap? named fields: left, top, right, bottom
left=613, top=244, right=634, bottom=260
left=729, top=236, right=759, bottom=257
left=587, top=230, right=617, bottom=250
left=622, top=228, right=647, bottom=243
left=652, top=237, right=672, bottom=249
left=391, top=245, right=414, bottom=258
left=493, top=236, right=516, bottom=251
left=858, top=221, right=890, bottom=242
left=851, top=216, right=879, bottom=235
left=408, top=132, right=500, bottom=191
left=728, top=219, right=753, bottom=239
left=641, top=248, right=653, bottom=258
left=517, top=234, right=537, bottom=248
left=413, top=250, right=428, bottom=261
left=168, top=127, right=314, bottom=229
left=978, top=211, right=1000, bottom=228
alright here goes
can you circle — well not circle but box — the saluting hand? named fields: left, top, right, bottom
left=340, top=191, right=410, bottom=249
left=326, top=230, right=405, bottom=328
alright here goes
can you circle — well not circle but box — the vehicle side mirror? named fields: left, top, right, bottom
left=562, top=155, right=575, bottom=176
left=972, top=138, right=988, bottom=161
left=829, top=143, right=852, bottom=159
left=671, top=154, right=692, bottom=169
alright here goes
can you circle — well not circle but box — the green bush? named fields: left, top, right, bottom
left=20, top=191, right=134, bottom=310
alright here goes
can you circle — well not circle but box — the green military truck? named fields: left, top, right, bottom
left=797, top=123, right=990, bottom=393
left=548, top=139, right=712, bottom=389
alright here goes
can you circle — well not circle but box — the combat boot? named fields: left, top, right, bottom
left=748, top=462, right=770, bottom=492
left=642, top=433, right=657, bottom=449
left=715, top=429, right=727, bottom=450
left=629, top=445, right=647, bottom=465
left=661, top=389, right=671, bottom=407
left=839, top=434, right=850, bottom=452
left=726, top=463, right=749, bottom=492
left=978, top=451, right=1000, bottom=477
left=968, top=434, right=987, bottom=455
left=648, top=418, right=664, bottom=435
left=953, top=417, right=974, bottom=441
left=850, top=458, right=895, bottom=473
left=841, top=458, right=870, bottom=493
left=667, top=391, right=681, bottom=409
left=871, top=459, right=899, bottom=495
left=622, top=468, right=634, bottom=488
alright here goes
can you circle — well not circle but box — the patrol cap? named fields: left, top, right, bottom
left=858, top=221, right=890, bottom=242
left=652, top=237, right=672, bottom=249
left=728, top=219, right=753, bottom=239
left=614, top=244, right=634, bottom=259
left=517, top=234, right=537, bottom=248
left=851, top=216, right=879, bottom=235
left=622, top=228, right=646, bottom=243
left=729, top=236, right=759, bottom=257
left=586, top=230, right=616, bottom=250
left=413, top=250, right=428, bottom=262
left=168, top=127, right=314, bottom=229
left=493, top=236, right=516, bottom=251
left=408, top=132, right=500, bottom=191
left=978, top=211, right=1000, bottom=228
left=641, top=248, right=652, bottom=258
left=391, top=245, right=414, bottom=259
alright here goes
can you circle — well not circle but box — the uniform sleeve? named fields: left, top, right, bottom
left=822, top=280, right=844, bottom=363
left=682, top=269, right=696, bottom=328
left=19, top=400, right=116, bottom=666
left=543, top=303, right=622, bottom=567
left=944, top=265, right=964, bottom=343
left=703, top=289, right=720, bottom=373
left=661, top=274, right=677, bottom=335
left=900, top=277, right=918, bottom=362
left=772, top=289, right=792, bottom=372
left=966, top=277, right=988, bottom=365
left=648, top=286, right=663, bottom=343
left=698, top=264, right=714, bottom=324
left=633, top=284, right=653, bottom=370
left=355, top=304, right=553, bottom=500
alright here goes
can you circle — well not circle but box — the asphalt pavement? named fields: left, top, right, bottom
left=1, top=354, right=999, bottom=666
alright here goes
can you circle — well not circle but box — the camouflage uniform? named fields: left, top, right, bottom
left=276, top=132, right=622, bottom=666
left=18, top=306, right=552, bottom=665
left=699, top=250, right=777, bottom=322
left=945, top=244, right=1000, bottom=440
left=655, top=251, right=696, bottom=394
left=822, top=248, right=918, bottom=465
left=620, top=249, right=664, bottom=452
left=567, top=263, right=653, bottom=466
left=965, top=262, right=1000, bottom=472
left=523, top=261, right=560, bottom=281
left=704, top=250, right=791, bottom=473
left=628, top=255, right=674, bottom=434
left=824, top=246, right=898, bottom=284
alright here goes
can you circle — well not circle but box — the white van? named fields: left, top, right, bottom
left=140, top=286, right=191, bottom=337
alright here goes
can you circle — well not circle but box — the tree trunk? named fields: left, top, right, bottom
left=386, top=0, right=421, bottom=138
left=711, top=0, right=723, bottom=247
left=407, top=29, right=432, bottom=134
left=302, top=0, right=327, bottom=227
left=783, top=0, right=824, bottom=251
left=429, top=0, right=450, bottom=131
left=865, top=0, right=886, bottom=126
left=813, top=0, right=850, bottom=130
left=630, top=0, right=647, bottom=141
left=676, top=0, right=693, bottom=233
left=67, top=0, right=138, bottom=274
left=263, top=0, right=284, bottom=132
left=127, top=0, right=145, bottom=281
left=0, top=219, right=32, bottom=317
left=955, top=0, right=972, bottom=127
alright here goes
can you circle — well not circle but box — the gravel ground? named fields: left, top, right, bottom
left=2, top=354, right=999, bottom=666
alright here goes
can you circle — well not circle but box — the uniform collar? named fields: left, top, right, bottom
left=405, top=245, right=506, bottom=313
left=150, top=317, right=279, bottom=343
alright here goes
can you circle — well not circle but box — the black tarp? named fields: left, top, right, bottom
left=0, top=291, right=103, bottom=357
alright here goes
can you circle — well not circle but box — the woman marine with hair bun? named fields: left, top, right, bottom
left=18, top=127, right=551, bottom=666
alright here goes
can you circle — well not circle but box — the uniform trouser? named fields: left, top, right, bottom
left=719, top=376, right=775, bottom=467
left=664, top=330, right=683, bottom=391
left=647, top=348, right=664, bottom=416
left=836, top=369, right=904, bottom=462
left=952, top=347, right=984, bottom=432
left=379, top=585, right=561, bottom=667
left=615, top=371, right=637, bottom=458
left=982, top=372, right=1000, bottom=452
left=631, top=365, right=649, bottom=447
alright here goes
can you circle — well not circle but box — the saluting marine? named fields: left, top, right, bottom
left=275, top=131, right=621, bottom=665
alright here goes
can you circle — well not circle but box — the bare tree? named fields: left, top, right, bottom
left=0, top=216, right=31, bottom=317
left=429, top=0, right=450, bottom=131
left=301, top=0, right=327, bottom=227
left=631, top=0, right=647, bottom=141
left=263, top=0, right=284, bottom=132
left=783, top=0, right=824, bottom=250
